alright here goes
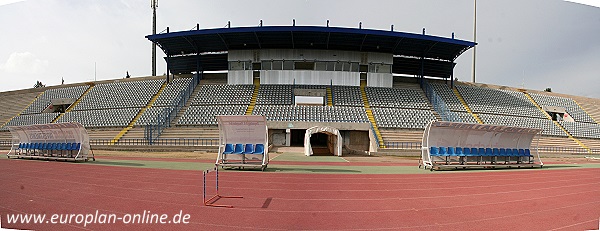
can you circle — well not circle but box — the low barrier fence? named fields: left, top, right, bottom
left=91, top=138, right=219, bottom=146
left=0, top=139, right=596, bottom=153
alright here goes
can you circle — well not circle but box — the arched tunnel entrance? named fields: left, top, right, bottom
left=304, top=126, right=342, bottom=156
left=310, top=132, right=332, bottom=156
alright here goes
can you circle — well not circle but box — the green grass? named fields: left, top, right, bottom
left=3, top=153, right=600, bottom=174
left=270, top=152, right=348, bottom=162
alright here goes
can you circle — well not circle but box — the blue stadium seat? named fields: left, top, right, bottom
left=429, top=147, right=439, bottom=156
left=471, top=148, right=479, bottom=156
left=243, top=144, right=254, bottom=154
left=64, top=143, right=72, bottom=156
left=518, top=149, right=525, bottom=157
left=222, top=144, right=234, bottom=154
left=455, top=147, right=464, bottom=156
left=232, top=144, right=244, bottom=154
left=253, top=144, right=265, bottom=154
left=69, top=143, right=81, bottom=156
left=512, top=149, right=519, bottom=157
left=448, top=147, right=457, bottom=156
left=499, top=148, right=506, bottom=156
left=463, top=147, right=472, bottom=156
left=524, top=149, right=533, bottom=163
left=439, top=147, right=448, bottom=156
left=477, top=148, right=484, bottom=156
left=492, top=148, right=500, bottom=156
left=485, top=148, right=493, bottom=157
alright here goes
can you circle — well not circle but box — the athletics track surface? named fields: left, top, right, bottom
left=0, top=153, right=599, bottom=230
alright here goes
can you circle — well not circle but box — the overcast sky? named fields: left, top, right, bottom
left=0, top=0, right=599, bottom=98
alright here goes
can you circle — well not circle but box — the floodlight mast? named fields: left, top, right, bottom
left=151, top=0, right=158, bottom=77
left=471, top=0, right=477, bottom=83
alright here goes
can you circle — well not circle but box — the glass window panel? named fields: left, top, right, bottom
left=273, top=61, right=283, bottom=70
left=261, top=61, right=272, bottom=70
left=342, top=62, right=350, bottom=72
left=334, top=62, right=343, bottom=71
left=326, top=62, right=335, bottom=71
left=378, top=64, right=391, bottom=73
left=351, top=63, right=359, bottom=72
left=315, top=62, right=327, bottom=71
left=283, top=61, right=294, bottom=70
left=230, top=61, right=244, bottom=70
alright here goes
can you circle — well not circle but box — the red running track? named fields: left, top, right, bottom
left=0, top=158, right=599, bottom=230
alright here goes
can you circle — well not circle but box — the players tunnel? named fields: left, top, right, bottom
left=304, top=126, right=342, bottom=156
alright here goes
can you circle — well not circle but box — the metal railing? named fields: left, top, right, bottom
left=145, top=74, right=200, bottom=143
left=383, top=142, right=422, bottom=150
left=91, top=138, right=218, bottom=146
left=422, top=80, right=461, bottom=122
left=330, top=80, right=335, bottom=105
left=537, top=146, right=591, bottom=153
left=369, top=123, right=380, bottom=146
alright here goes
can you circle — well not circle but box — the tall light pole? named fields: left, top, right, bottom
left=151, top=0, right=158, bottom=77
left=471, top=0, right=477, bottom=83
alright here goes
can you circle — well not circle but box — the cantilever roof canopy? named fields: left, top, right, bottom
left=147, top=26, right=476, bottom=78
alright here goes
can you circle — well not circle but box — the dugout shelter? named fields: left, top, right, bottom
left=216, top=115, right=269, bottom=170
left=421, top=121, right=543, bottom=170
left=7, top=122, right=93, bottom=162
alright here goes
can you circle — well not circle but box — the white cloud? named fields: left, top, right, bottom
left=0, top=0, right=25, bottom=7
left=564, top=0, right=600, bottom=8
left=0, top=52, right=49, bottom=75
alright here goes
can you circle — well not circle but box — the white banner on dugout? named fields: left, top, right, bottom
left=217, top=115, right=268, bottom=145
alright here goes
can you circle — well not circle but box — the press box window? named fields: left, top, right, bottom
left=262, top=61, right=272, bottom=70
left=295, top=61, right=314, bottom=70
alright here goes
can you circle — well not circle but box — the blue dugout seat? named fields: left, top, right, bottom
left=232, top=144, right=244, bottom=154
left=253, top=144, right=265, bottom=154
left=222, top=144, right=234, bottom=154
left=243, top=144, right=254, bottom=154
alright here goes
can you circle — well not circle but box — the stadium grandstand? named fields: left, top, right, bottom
left=1, top=24, right=600, bottom=155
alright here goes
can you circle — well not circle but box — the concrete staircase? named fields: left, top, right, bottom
left=523, top=91, right=590, bottom=153
left=52, top=83, right=95, bottom=123
left=453, top=88, right=483, bottom=124
left=360, top=80, right=385, bottom=148
left=110, top=81, right=168, bottom=145
left=326, top=87, right=333, bottom=106
left=246, top=78, right=260, bottom=115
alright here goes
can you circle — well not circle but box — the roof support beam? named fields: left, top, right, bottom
left=183, top=36, right=198, bottom=53
left=326, top=32, right=330, bottom=49
left=216, top=33, right=229, bottom=50
left=290, top=31, right=294, bottom=49
left=392, top=37, right=404, bottom=53
left=424, top=42, right=439, bottom=57
left=359, top=34, right=368, bottom=51
left=253, top=31, right=262, bottom=49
